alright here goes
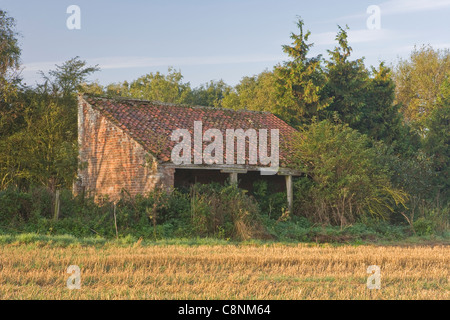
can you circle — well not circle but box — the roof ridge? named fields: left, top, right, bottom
left=81, top=94, right=272, bottom=115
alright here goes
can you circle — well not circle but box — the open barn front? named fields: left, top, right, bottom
left=173, top=167, right=294, bottom=211
left=237, top=170, right=286, bottom=194
left=174, top=168, right=229, bottom=190
left=174, top=168, right=285, bottom=193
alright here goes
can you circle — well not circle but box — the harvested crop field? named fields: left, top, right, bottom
left=0, top=243, right=448, bottom=299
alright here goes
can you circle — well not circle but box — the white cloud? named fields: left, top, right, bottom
left=22, top=54, right=285, bottom=74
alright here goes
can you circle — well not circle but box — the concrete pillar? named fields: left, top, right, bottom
left=285, top=175, right=293, bottom=213
left=221, top=169, right=246, bottom=185
left=230, top=172, right=238, bottom=185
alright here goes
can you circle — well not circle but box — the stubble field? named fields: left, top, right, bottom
left=0, top=242, right=448, bottom=299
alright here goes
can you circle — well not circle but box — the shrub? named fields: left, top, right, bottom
left=290, top=119, right=408, bottom=227
left=413, top=218, right=435, bottom=236
left=252, top=180, right=287, bottom=219
left=0, top=187, right=34, bottom=226
left=261, top=215, right=311, bottom=241
left=189, top=183, right=267, bottom=240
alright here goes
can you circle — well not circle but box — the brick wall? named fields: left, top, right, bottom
left=74, top=97, right=174, bottom=201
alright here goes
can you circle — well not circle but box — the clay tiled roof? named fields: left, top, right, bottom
left=81, top=95, right=298, bottom=168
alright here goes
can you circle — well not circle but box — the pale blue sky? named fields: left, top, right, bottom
left=2, top=0, right=450, bottom=87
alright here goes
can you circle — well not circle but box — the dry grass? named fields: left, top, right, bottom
left=0, top=243, right=448, bottom=299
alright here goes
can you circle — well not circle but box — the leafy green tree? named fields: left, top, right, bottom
left=191, top=79, right=232, bottom=107
left=0, top=10, right=22, bottom=137
left=0, top=57, right=99, bottom=191
left=290, top=119, right=408, bottom=227
left=393, top=45, right=450, bottom=133
left=1, top=91, right=78, bottom=191
left=220, top=89, right=240, bottom=110
left=79, top=81, right=105, bottom=95
left=423, top=75, right=450, bottom=199
left=105, top=81, right=130, bottom=97
left=274, top=19, right=331, bottom=127
left=127, top=67, right=192, bottom=104
left=0, top=10, right=20, bottom=76
left=39, top=56, right=100, bottom=97
left=222, top=71, right=278, bottom=112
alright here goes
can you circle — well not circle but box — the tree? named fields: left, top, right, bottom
left=0, top=56, right=99, bottom=191
left=323, top=26, right=368, bottom=128
left=105, top=81, right=130, bottom=97
left=79, top=81, right=104, bottom=95
left=0, top=10, right=23, bottom=137
left=322, top=27, right=418, bottom=155
left=360, top=63, right=402, bottom=143
left=38, top=56, right=100, bottom=115
left=274, top=18, right=331, bottom=127
left=393, top=45, right=450, bottom=134
left=191, top=79, right=232, bottom=107
left=0, top=89, right=78, bottom=191
left=39, top=56, right=100, bottom=97
left=127, top=67, right=192, bottom=104
left=290, top=119, right=408, bottom=227
left=222, top=71, right=278, bottom=112
left=363, top=63, right=420, bottom=155
left=423, top=75, right=450, bottom=199
left=0, top=10, right=20, bottom=76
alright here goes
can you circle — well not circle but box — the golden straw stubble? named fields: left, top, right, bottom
left=0, top=243, right=448, bottom=299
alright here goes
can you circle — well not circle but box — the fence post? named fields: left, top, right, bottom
left=53, top=189, right=60, bottom=221
left=113, top=202, right=119, bottom=240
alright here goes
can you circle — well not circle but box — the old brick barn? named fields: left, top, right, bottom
left=74, top=95, right=301, bottom=211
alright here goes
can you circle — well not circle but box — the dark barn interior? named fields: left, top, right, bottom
left=174, top=168, right=286, bottom=195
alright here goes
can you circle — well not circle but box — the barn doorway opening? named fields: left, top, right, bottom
left=174, top=169, right=228, bottom=191
left=174, top=168, right=285, bottom=194
left=237, top=171, right=285, bottom=195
